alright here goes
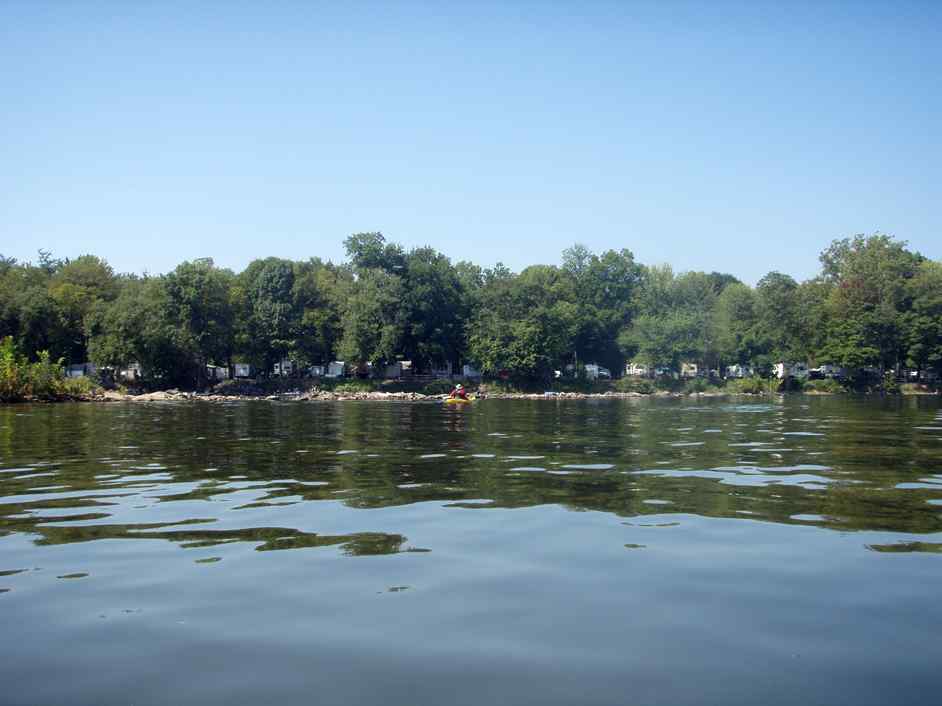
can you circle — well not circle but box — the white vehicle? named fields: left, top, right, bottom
left=774, top=362, right=809, bottom=380
left=584, top=364, right=611, bottom=380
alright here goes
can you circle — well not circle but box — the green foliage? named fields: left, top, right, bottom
left=163, top=258, right=234, bottom=384
left=904, top=260, right=942, bottom=373
left=331, top=380, right=378, bottom=394
left=882, top=372, right=900, bottom=394
left=236, top=258, right=297, bottom=372
left=712, top=283, right=759, bottom=364
left=467, top=264, right=576, bottom=381
left=615, top=377, right=655, bottom=394
left=618, top=268, right=722, bottom=373
left=682, top=377, right=713, bottom=394
left=0, top=336, right=100, bottom=400
left=802, top=378, right=847, bottom=394
left=2, top=232, right=940, bottom=397
left=86, top=277, right=193, bottom=388
left=59, top=376, right=95, bottom=396
left=726, top=377, right=769, bottom=394
left=0, top=336, right=25, bottom=400
left=27, top=350, right=63, bottom=398
left=337, top=268, right=405, bottom=367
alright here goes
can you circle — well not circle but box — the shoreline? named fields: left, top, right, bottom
left=6, top=388, right=939, bottom=404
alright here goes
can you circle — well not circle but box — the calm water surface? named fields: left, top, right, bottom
left=1, top=396, right=941, bottom=705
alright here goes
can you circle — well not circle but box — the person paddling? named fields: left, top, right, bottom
left=449, top=383, right=468, bottom=400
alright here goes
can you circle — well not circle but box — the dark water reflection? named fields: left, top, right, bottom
left=1, top=397, right=941, bottom=705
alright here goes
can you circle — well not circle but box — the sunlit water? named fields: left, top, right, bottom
left=2, top=396, right=941, bottom=705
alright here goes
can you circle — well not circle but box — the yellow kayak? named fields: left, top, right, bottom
left=444, top=396, right=474, bottom=405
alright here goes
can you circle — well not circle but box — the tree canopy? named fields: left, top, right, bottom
left=0, top=232, right=938, bottom=387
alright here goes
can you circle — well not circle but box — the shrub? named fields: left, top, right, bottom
left=0, top=337, right=96, bottom=400
left=653, top=377, right=684, bottom=392
left=727, top=376, right=768, bottom=394
left=684, top=378, right=707, bottom=393
left=333, top=380, right=377, bottom=394
left=803, top=378, right=846, bottom=394
left=59, top=376, right=96, bottom=397
left=682, top=378, right=725, bottom=394
left=0, top=336, right=27, bottom=401
left=615, top=377, right=655, bottom=394
left=27, top=350, right=65, bottom=399
left=882, top=372, right=900, bottom=394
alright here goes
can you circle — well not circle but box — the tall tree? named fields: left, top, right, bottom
left=236, top=258, right=297, bottom=373
left=904, top=259, right=942, bottom=377
left=337, top=268, right=405, bottom=367
left=561, top=245, right=642, bottom=372
left=398, top=247, right=466, bottom=371
left=163, top=258, right=234, bottom=386
left=819, top=233, right=922, bottom=371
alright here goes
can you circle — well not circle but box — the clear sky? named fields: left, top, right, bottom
left=1, top=0, right=939, bottom=283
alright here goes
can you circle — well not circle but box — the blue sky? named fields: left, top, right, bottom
left=1, top=0, right=939, bottom=283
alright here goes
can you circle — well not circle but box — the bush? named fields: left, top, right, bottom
left=59, top=376, right=96, bottom=397
left=333, top=380, right=378, bottom=394
left=1, top=338, right=66, bottom=400
left=681, top=378, right=725, bottom=394
left=27, top=350, right=65, bottom=399
left=0, top=337, right=99, bottom=401
left=727, top=376, right=768, bottom=394
left=882, top=372, right=900, bottom=394
left=683, top=377, right=707, bottom=394
left=0, top=336, right=27, bottom=401
left=615, top=377, right=655, bottom=394
left=803, top=378, right=846, bottom=394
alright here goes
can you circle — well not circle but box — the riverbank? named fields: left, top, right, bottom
left=11, top=386, right=938, bottom=404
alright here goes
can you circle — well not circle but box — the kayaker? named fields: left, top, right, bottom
left=449, top=383, right=468, bottom=400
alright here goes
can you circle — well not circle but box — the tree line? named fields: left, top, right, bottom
left=0, top=232, right=939, bottom=388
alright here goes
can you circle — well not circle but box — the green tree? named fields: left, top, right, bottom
left=291, top=259, right=349, bottom=367
left=87, top=277, right=191, bottom=387
left=399, top=246, right=466, bottom=370
left=236, top=258, right=297, bottom=374
left=48, top=255, right=119, bottom=362
left=819, top=233, right=922, bottom=371
left=561, top=245, right=641, bottom=372
left=712, top=282, right=758, bottom=365
left=344, top=232, right=406, bottom=273
left=337, top=268, right=405, bottom=368
left=467, top=264, right=577, bottom=381
left=754, top=271, right=801, bottom=366
left=904, top=260, right=942, bottom=376
left=163, top=259, right=235, bottom=386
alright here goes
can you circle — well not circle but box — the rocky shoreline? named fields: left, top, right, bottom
left=8, top=386, right=938, bottom=404
left=57, top=388, right=755, bottom=403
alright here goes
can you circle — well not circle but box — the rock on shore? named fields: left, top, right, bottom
left=85, top=388, right=734, bottom=403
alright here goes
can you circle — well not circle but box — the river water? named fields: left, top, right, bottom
left=1, top=396, right=941, bottom=705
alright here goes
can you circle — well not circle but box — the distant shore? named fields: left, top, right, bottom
left=7, top=387, right=938, bottom=404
